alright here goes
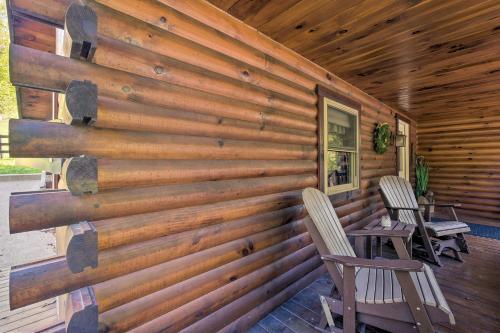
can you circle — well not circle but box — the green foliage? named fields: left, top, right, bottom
left=373, top=123, right=391, bottom=154
left=0, top=164, right=41, bottom=174
left=0, top=2, right=17, bottom=119
left=415, top=156, right=429, bottom=198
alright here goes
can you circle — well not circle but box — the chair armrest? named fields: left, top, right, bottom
left=386, top=206, right=419, bottom=211
left=347, top=229, right=412, bottom=238
left=418, top=202, right=461, bottom=208
left=435, top=203, right=461, bottom=208
left=321, top=255, right=424, bottom=272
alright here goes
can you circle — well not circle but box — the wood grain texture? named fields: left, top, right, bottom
left=208, top=0, right=500, bottom=120
left=418, top=113, right=500, bottom=223
left=7, top=0, right=419, bottom=331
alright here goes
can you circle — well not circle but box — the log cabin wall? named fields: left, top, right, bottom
left=418, top=113, right=500, bottom=225
left=7, top=0, right=415, bottom=332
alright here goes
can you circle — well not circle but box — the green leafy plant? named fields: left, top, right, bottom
left=373, top=123, right=391, bottom=154
left=415, top=156, right=429, bottom=198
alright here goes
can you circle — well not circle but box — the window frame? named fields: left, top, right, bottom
left=317, top=85, right=361, bottom=196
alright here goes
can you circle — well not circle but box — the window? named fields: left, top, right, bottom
left=317, top=86, right=360, bottom=195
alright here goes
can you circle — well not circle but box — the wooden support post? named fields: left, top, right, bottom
left=63, top=4, right=97, bottom=61
left=62, top=156, right=98, bottom=195
left=66, top=221, right=98, bottom=273
left=65, top=287, right=98, bottom=333
left=61, top=81, right=98, bottom=126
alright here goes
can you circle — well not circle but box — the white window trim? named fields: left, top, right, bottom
left=322, top=98, right=360, bottom=195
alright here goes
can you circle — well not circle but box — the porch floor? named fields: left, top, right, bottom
left=0, top=267, right=58, bottom=333
left=249, top=235, right=500, bottom=333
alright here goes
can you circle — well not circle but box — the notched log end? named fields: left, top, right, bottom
left=63, top=156, right=98, bottom=195
left=64, top=80, right=98, bottom=126
left=65, top=287, right=98, bottom=333
left=66, top=221, right=98, bottom=274
left=64, top=4, right=98, bottom=61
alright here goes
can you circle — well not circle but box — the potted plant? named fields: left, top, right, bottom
left=416, top=156, right=434, bottom=218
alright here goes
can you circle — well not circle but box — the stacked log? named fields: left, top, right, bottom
left=418, top=114, right=500, bottom=222
left=7, top=0, right=412, bottom=332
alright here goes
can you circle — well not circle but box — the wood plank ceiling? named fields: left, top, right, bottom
left=208, top=0, right=500, bottom=120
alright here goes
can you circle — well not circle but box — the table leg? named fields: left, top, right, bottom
left=376, top=237, right=382, bottom=257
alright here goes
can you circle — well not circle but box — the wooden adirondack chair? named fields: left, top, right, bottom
left=379, top=176, right=470, bottom=266
left=302, top=188, right=455, bottom=333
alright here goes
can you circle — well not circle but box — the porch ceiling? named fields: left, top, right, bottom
left=208, top=0, right=500, bottom=120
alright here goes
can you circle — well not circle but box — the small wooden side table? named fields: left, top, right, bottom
left=358, top=219, right=416, bottom=259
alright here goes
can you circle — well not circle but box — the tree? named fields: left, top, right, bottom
left=0, top=2, right=17, bottom=119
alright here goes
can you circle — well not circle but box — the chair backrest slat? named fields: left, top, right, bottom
left=302, top=188, right=356, bottom=259
left=379, top=176, right=418, bottom=224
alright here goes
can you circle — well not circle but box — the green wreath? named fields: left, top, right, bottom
left=373, top=123, right=391, bottom=154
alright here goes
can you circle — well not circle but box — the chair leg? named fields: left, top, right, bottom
left=414, top=211, right=441, bottom=266
left=395, top=271, right=435, bottom=333
left=343, top=267, right=357, bottom=333
left=456, top=233, right=470, bottom=253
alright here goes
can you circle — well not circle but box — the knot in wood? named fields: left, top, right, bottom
left=154, top=65, right=164, bottom=74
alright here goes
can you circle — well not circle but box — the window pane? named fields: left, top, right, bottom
left=327, top=151, right=354, bottom=187
left=327, top=106, right=357, bottom=150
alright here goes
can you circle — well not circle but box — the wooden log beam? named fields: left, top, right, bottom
left=130, top=255, right=323, bottom=333
left=9, top=173, right=316, bottom=233
left=124, top=0, right=415, bottom=121
left=94, top=36, right=316, bottom=119
left=61, top=80, right=97, bottom=126
left=65, top=221, right=98, bottom=273
left=193, top=266, right=326, bottom=333
left=63, top=4, right=97, bottom=61
left=94, top=190, right=303, bottom=250
left=100, top=244, right=318, bottom=332
left=62, top=156, right=98, bottom=195
left=8, top=119, right=316, bottom=160
left=62, top=157, right=316, bottom=194
left=65, top=287, right=98, bottom=333
left=9, top=0, right=317, bottom=107
left=9, top=216, right=306, bottom=309
left=10, top=44, right=316, bottom=132
left=63, top=94, right=316, bottom=146
left=94, top=232, right=312, bottom=313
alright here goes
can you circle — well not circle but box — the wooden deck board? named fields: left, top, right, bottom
left=249, top=235, right=500, bottom=333
left=0, top=267, right=58, bottom=333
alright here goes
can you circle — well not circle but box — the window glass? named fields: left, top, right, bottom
left=322, top=98, right=359, bottom=195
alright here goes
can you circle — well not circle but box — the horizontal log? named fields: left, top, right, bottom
left=94, top=190, right=303, bottom=250
left=95, top=232, right=312, bottom=312
left=155, top=0, right=415, bottom=124
left=61, top=157, right=97, bottom=195
left=10, top=216, right=306, bottom=309
left=9, top=119, right=317, bottom=160
left=60, top=80, right=97, bottom=126
left=99, top=244, right=318, bottom=332
left=65, top=221, right=98, bottom=273
left=65, top=1, right=317, bottom=116
left=10, top=44, right=316, bottom=132
left=65, top=287, right=98, bottom=333
left=131, top=255, right=323, bottom=333
left=62, top=157, right=317, bottom=193
left=9, top=174, right=316, bottom=233
left=96, top=36, right=316, bottom=119
left=72, top=94, right=316, bottom=146
left=95, top=0, right=315, bottom=92
left=192, top=266, right=326, bottom=333
left=10, top=0, right=317, bottom=106
left=63, top=3, right=97, bottom=61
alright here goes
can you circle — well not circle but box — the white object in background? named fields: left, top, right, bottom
left=381, top=215, right=392, bottom=228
